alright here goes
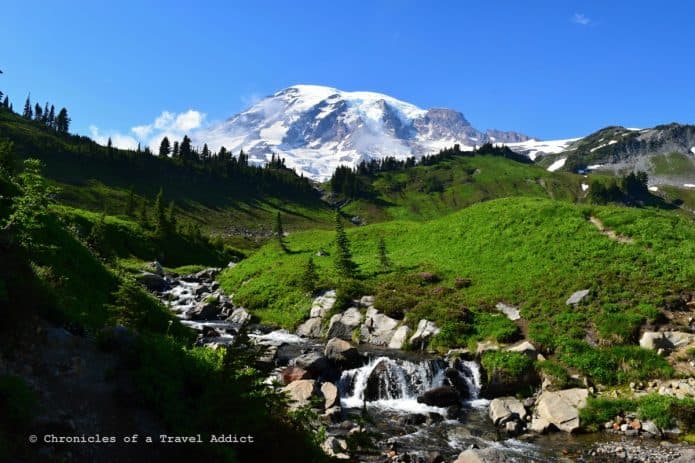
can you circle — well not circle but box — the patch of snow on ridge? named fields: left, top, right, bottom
left=505, top=138, right=579, bottom=161
left=648, top=186, right=659, bottom=192
left=547, top=157, right=567, bottom=172
left=581, top=183, right=589, bottom=191
left=685, top=184, right=695, bottom=188
left=691, top=147, right=695, bottom=154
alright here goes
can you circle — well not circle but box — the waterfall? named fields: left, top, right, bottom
left=339, top=356, right=482, bottom=413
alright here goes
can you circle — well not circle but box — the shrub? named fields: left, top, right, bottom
left=481, top=351, right=533, bottom=382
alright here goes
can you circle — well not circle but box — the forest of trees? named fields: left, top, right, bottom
left=329, top=142, right=533, bottom=199
left=19, top=94, right=70, bottom=133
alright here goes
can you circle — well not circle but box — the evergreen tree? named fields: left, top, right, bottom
left=2, top=96, right=8, bottom=108
left=42, top=102, right=49, bottom=124
left=333, top=212, right=356, bottom=277
left=180, top=135, right=192, bottom=162
left=0, top=139, right=17, bottom=175
left=22, top=94, right=32, bottom=119
left=274, top=211, right=287, bottom=252
left=159, top=137, right=171, bottom=157
left=300, top=257, right=318, bottom=293
left=377, top=236, right=390, bottom=269
left=48, top=105, right=55, bottom=128
left=55, top=108, right=70, bottom=133
left=125, top=188, right=136, bottom=216
left=172, top=141, right=179, bottom=158
left=138, top=198, right=148, bottom=227
left=34, top=103, right=42, bottom=121
left=167, top=201, right=177, bottom=232
left=154, top=187, right=167, bottom=238
left=201, top=143, right=210, bottom=161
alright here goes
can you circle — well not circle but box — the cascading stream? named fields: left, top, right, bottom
left=339, top=355, right=483, bottom=413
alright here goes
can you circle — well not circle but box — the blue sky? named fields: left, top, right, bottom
left=1, top=0, right=693, bottom=148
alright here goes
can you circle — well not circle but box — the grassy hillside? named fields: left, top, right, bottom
left=341, top=152, right=586, bottom=223
left=220, top=197, right=695, bottom=355
left=0, top=108, right=335, bottom=250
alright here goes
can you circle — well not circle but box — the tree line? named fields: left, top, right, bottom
left=19, top=94, right=71, bottom=134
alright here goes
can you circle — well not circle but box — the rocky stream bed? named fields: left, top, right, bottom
left=136, top=265, right=695, bottom=463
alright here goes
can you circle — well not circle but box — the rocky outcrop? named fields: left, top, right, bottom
left=530, top=388, right=588, bottom=433
left=188, top=301, right=221, bottom=320
left=311, top=290, right=336, bottom=318
left=321, top=436, right=349, bottom=460
left=326, top=308, right=363, bottom=340
left=454, top=447, right=516, bottom=463
left=506, top=341, right=538, bottom=360
left=409, top=319, right=440, bottom=350
left=291, top=353, right=333, bottom=379
left=495, top=303, right=520, bottom=321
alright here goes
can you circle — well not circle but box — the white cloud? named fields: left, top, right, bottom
left=573, top=13, right=591, bottom=25
left=89, top=109, right=206, bottom=153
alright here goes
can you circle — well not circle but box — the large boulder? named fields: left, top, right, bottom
left=296, top=317, right=323, bottom=338
left=310, top=290, right=336, bottom=318
left=364, top=359, right=391, bottom=401
left=495, top=303, right=520, bottom=321
left=388, top=325, right=412, bottom=349
left=445, top=368, right=471, bottom=400
left=321, top=436, right=349, bottom=460
left=135, top=272, right=168, bottom=292
left=326, top=307, right=363, bottom=340
left=360, top=308, right=399, bottom=346
left=488, top=397, right=527, bottom=425
left=291, top=353, right=334, bottom=379
left=416, top=386, right=460, bottom=407
left=194, top=267, right=221, bottom=283
left=226, top=307, right=251, bottom=326
left=283, top=379, right=317, bottom=408
left=320, top=382, right=339, bottom=409
left=530, top=388, right=589, bottom=433
left=280, top=366, right=310, bottom=384
left=324, top=338, right=363, bottom=368
left=188, top=301, right=221, bottom=320
left=409, top=319, right=440, bottom=350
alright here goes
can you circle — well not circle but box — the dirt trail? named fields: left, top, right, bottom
left=588, top=216, right=634, bottom=244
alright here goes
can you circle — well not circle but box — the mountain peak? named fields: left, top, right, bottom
left=199, top=85, right=530, bottom=180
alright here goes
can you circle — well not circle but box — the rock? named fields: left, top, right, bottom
left=360, top=308, right=399, bottom=345
left=364, top=359, right=390, bottom=401
left=283, top=379, right=316, bottom=408
left=226, top=307, right=251, bottom=326
left=454, top=448, right=515, bottom=463
left=388, top=325, right=412, bottom=349
left=280, top=366, right=310, bottom=384
left=399, top=413, right=427, bottom=426
left=506, top=341, right=538, bottom=359
left=641, top=420, right=660, bottom=436
left=359, top=295, right=375, bottom=307
left=310, top=290, right=337, bottom=318
left=188, top=302, right=220, bottom=320
left=98, top=325, right=136, bottom=352
left=326, top=307, right=363, bottom=340
left=639, top=331, right=694, bottom=351
left=323, top=406, right=342, bottom=423
left=291, top=353, right=333, bottom=379
left=135, top=272, right=168, bottom=292
left=146, top=260, right=164, bottom=276
left=425, top=451, right=445, bottom=463
left=489, top=397, right=527, bottom=425
left=321, top=382, right=339, bottom=409
left=296, top=317, right=323, bottom=338
left=565, top=289, right=590, bottom=305
left=475, top=342, right=500, bottom=356
left=531, top=388, right=589, bottom=433
left=673, top=449, right=695, bottom=463
left=409, top=319, right=440, bottom=350
left=321, top=436, right=349, bottom=459
left=417, top=386, right=460, bottom=407
left=445, top=368, right=471, bottom=399
left=324, top=338, right=363, bottom=368
left=495, top=303, right=521, bottom=321
left=195, top=267, right=221, bottom=282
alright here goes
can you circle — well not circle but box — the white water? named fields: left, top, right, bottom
left=339, top=356, right=483, bottom=414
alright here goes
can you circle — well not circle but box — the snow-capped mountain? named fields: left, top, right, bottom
left=197, top=85, right=531, bottom=180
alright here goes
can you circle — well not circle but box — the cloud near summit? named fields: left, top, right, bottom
left=90, top=109, right=206, bottom=152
